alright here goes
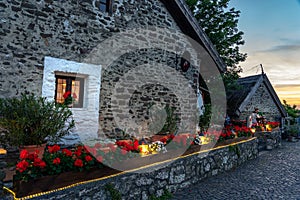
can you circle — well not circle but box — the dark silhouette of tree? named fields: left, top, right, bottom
left=186, top=0, right=247, bottom=90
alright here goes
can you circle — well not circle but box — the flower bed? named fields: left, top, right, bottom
left=9, top=136, right=258, bottom=199
left=11, top=133, right=255, bottom=198
left=13, top=121, right=266, bottom=180
left=9, top=120, right=269, bottom=198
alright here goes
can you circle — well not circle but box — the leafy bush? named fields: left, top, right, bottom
left=0, top=93, right=75, bottom=146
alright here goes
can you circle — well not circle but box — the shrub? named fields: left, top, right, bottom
left=0, top=93, right=75, bottom=146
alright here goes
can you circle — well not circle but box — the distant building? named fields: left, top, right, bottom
left=227, top=74, right=287, bottom=123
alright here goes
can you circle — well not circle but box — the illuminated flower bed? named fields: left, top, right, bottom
left=8, top=120, right=281, bottom=198
left=11, top=127, right=259, bottom=198
left=14, top=128, right=257, bottom=181
left=10, top=136, right=258, bottom=199
left=230, top=120, right=280, bottom=132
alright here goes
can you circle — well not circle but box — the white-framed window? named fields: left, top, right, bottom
left=42, top=56, right=102, bottom=143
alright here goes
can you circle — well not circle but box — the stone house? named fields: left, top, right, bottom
left=227, top=73, right=287, bottom=123
left=0, top=0, right=226, bottom=145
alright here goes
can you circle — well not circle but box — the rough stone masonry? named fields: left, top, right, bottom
left=0, top=0, right=207, bottom=140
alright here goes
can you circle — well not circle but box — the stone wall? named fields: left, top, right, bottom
left=240, top=83, right=282, bottom=122
left=255, top=128, right=281, bottom=151
left=96, top=49, right=199, bottom=138
left=21, top=138, right=258, bottom=200
left=0, top=0, right=183, bottom=97
left=0, top=0, right=206, bottom=140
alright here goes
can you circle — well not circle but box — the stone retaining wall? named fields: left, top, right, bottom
left=21, top=138, right=258, bottom=200
left=255, top=128, right=281, bottom=151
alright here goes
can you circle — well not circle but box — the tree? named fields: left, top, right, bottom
left=186, top=0, right=247, bottom=90
left=283, top=100, right=299, bottom=121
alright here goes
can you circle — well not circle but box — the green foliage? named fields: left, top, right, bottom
left=283, top=100, right=299, bottom=123
left=287, top=125, right=299, bottom=137
left=222, top=72, right=242, bottom=92
left=105, top=183, right=122, bottom=200
left=198, top=103, right=227, bottom=140
left=199, top=104, right=212, bottom=132
left=0, top=93, right=75, bottom=146
left=158, top=105, right=178, bottom=134
left=186, top=0, right=247, bottom=88
left=149, top=190, right=173, bottom=200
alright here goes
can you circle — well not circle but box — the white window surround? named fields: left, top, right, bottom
left=42, top=56, right=102, bottom=144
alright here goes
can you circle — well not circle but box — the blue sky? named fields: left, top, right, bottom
left=229, top=0, right=300, bottom=107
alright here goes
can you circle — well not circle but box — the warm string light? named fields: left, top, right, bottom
left=199, top=136, right=211, bottom=144
left=0, top=148, right=7, bottom=155
left=138, top=144, right=150, bottom=156
left=265, top=124, right=272, bottom=131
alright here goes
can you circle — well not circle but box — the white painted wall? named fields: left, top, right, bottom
left=42, top=56, right=102, bottom=145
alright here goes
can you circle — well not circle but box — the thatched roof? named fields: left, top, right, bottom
left=227, top=74, right=287, bottom=118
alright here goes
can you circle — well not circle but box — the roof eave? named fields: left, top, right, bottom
left=160, top=0, right=226, bottom=73
left=262, top=74, right=288, bottom=117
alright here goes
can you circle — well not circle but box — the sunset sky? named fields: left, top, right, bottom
left=229, top=0, right=300, bottom=108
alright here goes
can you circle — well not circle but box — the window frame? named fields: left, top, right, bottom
left=98, top=0, right=113, bottom=13
left=55, top=75, right=85, bottom=108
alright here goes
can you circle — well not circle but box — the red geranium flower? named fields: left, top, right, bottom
left=169, top=134, right=175, bottom=140
left=85, top=155, right=93, bottom=162
left=62, top=149, right=72, bottom=157
left=74, top=159, right=83, bottom=167
left=160, top=137, right=167, bottom=144
left=133, top=140, right=139, bottom=151
left=19, top=149, right=28, bottom=160
left=39, top=161, right=46, bottom=168
left=33, top=158, right=46, bottom=168
left=28, top=152, right=38, bottom=161
left=74, top=149, right=82, bottom=157
left=33, top=158, right=42, bottom=167
left=96, top=155, right=103, bottom=163
left=63, top=91, right=71, bottom=99
left=48, top=145, right=60, bottom=153
left=221, top=133, right=227, bottom=138
left=16, top=160, right=29, bottom=173
left=107, top=143, right=117, bottom=152
left=53, top=157, right=61, bottom=165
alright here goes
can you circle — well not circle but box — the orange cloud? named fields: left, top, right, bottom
left=274, top=84, right=300, bottom=109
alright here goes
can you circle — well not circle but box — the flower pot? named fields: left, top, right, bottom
left=19, top=143, right=47, bottom=159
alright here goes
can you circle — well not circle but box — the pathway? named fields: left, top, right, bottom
left=172, top=141, right=300, bottom=200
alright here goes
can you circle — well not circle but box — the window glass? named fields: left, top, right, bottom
left=98, top=0, right=111, bottom=13
left=55, top=75, right=84, bottom=108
